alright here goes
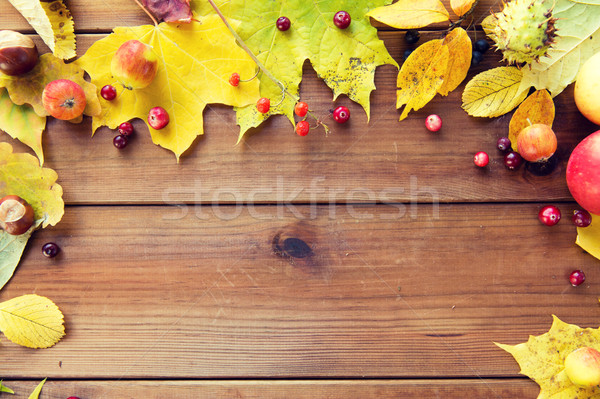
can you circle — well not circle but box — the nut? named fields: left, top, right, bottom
left=0, top=30, right=39, bottom=76
left=0, top=195, right=35, bottom=235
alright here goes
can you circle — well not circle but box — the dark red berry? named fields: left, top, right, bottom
left=100, top=85, right=117, bottom=101
left=497, top=137, right=511, bottom=152
left=333, top=106, right=350, bottom=123
left=573, top=209, right=592, bottom=227
left=539, top=205, right=561, bottom=226
left=569, top=270, right=586, bottom=286
left=276, top=16, right=291, bottom=31
left=296, top=120, right=310, bottom=136
left=229, top=72, right=240, bottom=87
left=473, top=151, right=489, bottom=167
left=294, top=101, right=309, bottom=117
left=42, top=242, right=60, bottom=258
left=256, top=97, right=270, bottom=114
left=333, top=11, right=351, bottom=29
left=118, top=122, right=134, bottom=137
left=113, top=134, right=128, bottom=149
left=504, top=151, right=523, bottom=170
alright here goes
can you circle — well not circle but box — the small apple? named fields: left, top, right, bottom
left=575, top=52, right=600, bottom=125
left=565, top=347, right=600, bottom=387
left=111, top=40, right=158, bottom=90
left=42, top=79, right=86, bottom=120
left=148, top=106, right=169, bottom=130
left=516, top=123, right=557, bottom=162
left=566, top=130, right=600, bottom=214
left=0, top=195, right=34, bottom=235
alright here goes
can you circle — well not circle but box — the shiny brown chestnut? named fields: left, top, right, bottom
left=0, top=195, right=35, bottom=235
left=0, top=30, right=39, bottom=76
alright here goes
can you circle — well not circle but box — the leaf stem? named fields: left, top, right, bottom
left=132, top=0, right=159, bottom=27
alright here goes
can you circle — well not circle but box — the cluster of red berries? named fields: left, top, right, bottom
left=274, top=11, right=351, bottom=32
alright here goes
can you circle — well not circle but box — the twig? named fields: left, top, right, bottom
left=132, top=0, right=159, bottom=27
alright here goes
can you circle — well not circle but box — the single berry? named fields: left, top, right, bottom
left=333, top=105, right=350, bottom=123
left=333, top=11, right=351, bottom=29
left=539, top=205, right=561, bottom=226
left=100, top=84, right=117, bottom=101
left=404, top=29, right=420, bottom=45
left=471, top=50, right=484, bottom=66
left=497, top=137, right=511, bottom=152
left=113, top=134, right=128, bottom=149
left=504, top=151, right=523, bottom=170
left=148, top=106, right=169, bottom=129
left=573, top=209, right=592, bottom=228
left=403, top=49, right=414, bottom=60
left=296, top=120, right=310, bottom=136
left=256, top=97, right=270, bottom=114
left=294, top=101, right=309, bottom=117
left=66, top=397, right=81, bottom=399
left=276, top=16, right=291, bottom=31
left=474, top=151, right=489, bottom=167
left=474, top=39, right=490, bottom=53
left=569, top=270, right=586, bottom=286
left=42, top=242, right=60, bottom=258
left=425, top=114, right=442, bottom=132
left=118, top=121, right=134, bottom=137
left=229, top=72, right=240, bottom=87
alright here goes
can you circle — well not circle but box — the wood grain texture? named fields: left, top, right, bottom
left=2, top=379, right=539, bottom=399
left=0, top=204, right=598, bottom=379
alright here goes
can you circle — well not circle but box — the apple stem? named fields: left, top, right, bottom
left=526, top=118, right=532, bottom=126
left=132, top=0, right=159, bottom=27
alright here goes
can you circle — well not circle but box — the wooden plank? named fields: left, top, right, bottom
left=0, top=204, right=598, bottom=379
left=1, top=33, right=590, bottom=205
left=1, top=379, right=540, bottom=398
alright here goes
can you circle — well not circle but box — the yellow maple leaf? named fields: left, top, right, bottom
left=0, top=295, right=65, bottom=348
left=367, top=0, right=450, bottom=29
left=509, top=90, right=555, bottom=151
left=76, top=16, right=259, bottom=160
left=576, top=214, right=600, bottom=261
left=496, top=316, right=600, bottom=398
left=397, top=39, right=449, bottom=120
left=438, top=28, right=472, bottom=96
left=462, top=66, right=528, bottom=117
left=450, top=0, right=478, bottom=18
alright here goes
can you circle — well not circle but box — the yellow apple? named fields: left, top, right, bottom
left=575, top=52, right=600, bottom=125
left=564, top=347, right=600, bottom=387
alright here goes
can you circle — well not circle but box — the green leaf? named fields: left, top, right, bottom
left=0, top=88, right=47, bottom=165
left=0, top=220, right=41, bottom=292
left=0, top=380, right=15, bottom=394
left=28, top=379, right=46, bottom=399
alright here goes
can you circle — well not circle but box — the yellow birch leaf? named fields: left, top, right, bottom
left=576, top=214, right=600, bottom=261
left=462, top=67, right=528, bottom=117
left=367, top=0, right=450, bottom=29
left=397, top=39, right=449, bottom=120
left=7, top=0, right=76, bottom=60
left=508, top=90, right=555, bottom=151
left=438, top=28, right=472, bottom=96
left=450, top=0, right=478, bottom=18
left=28, top=379, right=46, bottom=399
left=0, top=295, right=65, bottom=348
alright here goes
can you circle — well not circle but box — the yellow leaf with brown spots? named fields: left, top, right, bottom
left=450, top=0, right=478, bottom=17
left=509, top=90, right=555, bottom=151
left=438, top=28, right=472, bottom=96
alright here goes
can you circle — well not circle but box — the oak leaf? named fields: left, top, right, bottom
left=496, top=316, right=600, bottom=398
left=508, top=90, right=555, bottom=151
left=450, top=0, right=478, bottom=17
left=576, top=214, right=600, bottom=262
left=141, top=0, right=192, bottom=23
left=367, top=0, right=450, bottom=29
left=438, top=28, right=472, bottom=96
left=76, top=16, right=259, bottom=160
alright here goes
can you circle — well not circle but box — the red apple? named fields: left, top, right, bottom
left=111, top=39, right=158, bottom=90
left=42, top=79, right=86, bottom=120
left=517, top=124, right=557, bottom=162
left=564, top=347, right=600, bottom=387
left=567, top=130, right=600, bottom=214
left=148, top=106, right=169, bottom=130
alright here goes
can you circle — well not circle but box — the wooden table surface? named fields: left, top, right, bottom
left=1, top=1, right=599, bottom=398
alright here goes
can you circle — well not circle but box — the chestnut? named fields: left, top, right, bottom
left=0, top=195, right=35, bottom=235
left=0, top=30, right=39, bottom=76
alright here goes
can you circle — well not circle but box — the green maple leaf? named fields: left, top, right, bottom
left=195, top=0, right=398, bottom=141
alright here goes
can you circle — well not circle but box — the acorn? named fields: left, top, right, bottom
left=0, top=30, right=39, bottom=76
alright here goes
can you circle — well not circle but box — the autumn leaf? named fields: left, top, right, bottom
left=496, top=315, right=600, bottom=398
left=28, top=379, right=46, bottom=399
left=0, top=220, right=42, bottom=292
left=0, top=380, right=14, bottom=394
left=397, top=39, right=449, bottom=120
left=141, top=0, right=192, bottom=23
left=450, top=0, right=478, bottom=18
left=0, top=88, right=46, bottom=165
left=508, top=90, right=555, bottom=151
left=576, top=214, right=600, bottom=262
left=438, top=28, right=472, bottom=96
left=462, top=66, right=528, bottom=117
left=367, top=0, right=450, bottom=29
left=7, top=0, right=75, bottom=60
left=77, top=16, right=259, bottom=160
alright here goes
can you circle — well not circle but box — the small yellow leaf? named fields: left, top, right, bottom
left=462, top=67, right=528, bottom=117
left=438, top=28, right=472, bottom=96
left=450, top=0, right=478, bottom=17
left=397, top=39, right=449, bottom=120
left=508, top=90, right=555, bottom=151
left=28, top=378, right=46, bottom=399
left=367, top=0, right=450, bottom=29
left=0, top=295, right=65, bottom=348
left=576, top=214, right=600, bottom=261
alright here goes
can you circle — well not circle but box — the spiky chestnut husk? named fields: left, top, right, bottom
left=483, top=0, right=556, bottom=65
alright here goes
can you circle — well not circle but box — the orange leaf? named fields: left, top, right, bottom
left=397, top=39, right=449, bottom=120
left=508, top=90, right=555, bottom=151
left=438, top=28, right=472, bottom=96
left=450, top=0, right=478, bottom=17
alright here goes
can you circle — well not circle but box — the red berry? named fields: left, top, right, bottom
left=573, top=209, right=592, bottom=227
left=538, top=205, right=561, bottom=226
left=294, top=101, right=309, bottom=117
left=229, top=72, right=240, bottom=87
left=100, top=84, right=117, bottom=101
left=276, top=16, right=291, bottom=31
left=296, top=120, right=310, bottom=136
left=118, top=122, right=134, bottom=137
left=333, top=106, right=350, bottom=123
left=42, top=242, right=60, bottom=258
left=113, top=134, right=128, bottom=149
left=256, top=97, right=270, bottom=114
left=504, top=151, right=523, bottom=170
left=333, top=11, right=351, bottom=29
left=497, top=137, right=511, bottom=152
left=569, top=270, right=586, bottom=286
left=425, top=114, right=442, bottom=132
left=473, top=151, right=489, bottom=167
left=148, top=106, right=169, bottom=130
